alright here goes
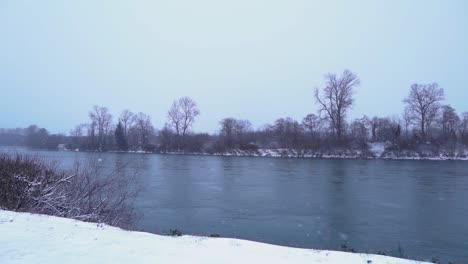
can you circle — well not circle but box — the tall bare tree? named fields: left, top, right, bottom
left=402, top=109, right=412, bottom=141
left=273, top=117, right=303, bottom=148
left=119, top=110, right=136, bottom=137
left=350, top=117, right=369, bottom=145
left=219, top=118, right=252, bottom=149
left=89, top=105, right=113, bottom=151
left=219, top=118, right=237, bottom=149
left=234, top=119, right=252, bottom=137
left=70, top=124, right=87, bottom=149
left=134, top=112, right=154, bottom=149
left=460, top=112, right=468, bottom=145
left=86, top=121, right=97, bottom=149
left=179, top=97, right=200, bottom=136
left=441, top=105, right=460, bottom=140
left=369, top=116, right=400, bottom=142
left=167, top=97, right=200, bottom=147
left=403, top=83, right=444, bottom=139
left=167, top=101, right=184, bottom=136
left=314, top=70, right=360, bottom=141
left=302, top=113, right=324, bottom=138
left=70, top=124, right=84, bottom=137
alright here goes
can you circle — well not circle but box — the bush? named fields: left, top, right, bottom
left=0, top=154, right=139, bottom=228
left=239, top=142, right=259, bottom=151
left=339, top=242, right=356, bottom=253
left=168, top=229, right=183, bottom=237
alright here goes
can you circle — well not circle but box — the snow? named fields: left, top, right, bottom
left=0, top=210, right=430, bottom=264
left=369, top=142, right=385, bottom=158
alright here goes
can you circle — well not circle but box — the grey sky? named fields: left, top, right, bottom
left=1, top=0, right=467, bottom=134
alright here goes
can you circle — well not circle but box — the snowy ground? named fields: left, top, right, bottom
left=0, top=210, right=430, bottom=264
left=369, top=142, right=386, bottom=158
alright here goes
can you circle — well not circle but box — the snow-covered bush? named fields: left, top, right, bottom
left=0, top=154, right=138, bottom=227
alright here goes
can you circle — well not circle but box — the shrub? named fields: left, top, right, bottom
left=0, top=154, right=139, bottom=228
left=168, top=229, right=183, bottom=237
left=339, top=242, right=356, bottom=253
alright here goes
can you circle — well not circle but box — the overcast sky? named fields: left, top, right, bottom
left=1, top=0, right=467, bottom=134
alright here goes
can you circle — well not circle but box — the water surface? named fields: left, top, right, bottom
left=2, top=147, right=467, bottom=262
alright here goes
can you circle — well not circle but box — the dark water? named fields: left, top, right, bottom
left=2, top=147, right=468, bottom=262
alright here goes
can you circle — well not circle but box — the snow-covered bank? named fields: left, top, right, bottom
left=8, top=144, right=467, bottom=161
left=0, top=210, right=429, bottom=264
left=127, top=143, right=468, bottom=161
left=193, top=148, right=468, bottom=161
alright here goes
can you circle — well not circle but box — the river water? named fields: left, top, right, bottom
left=2, top=147, right=467, bottom=262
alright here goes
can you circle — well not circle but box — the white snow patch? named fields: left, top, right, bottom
left=369, top=142, right=385, bottom=157
left=0, top=210, right=430, bottom=264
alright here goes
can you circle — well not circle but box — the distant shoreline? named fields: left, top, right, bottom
left=5, top=146, right=465, bottom=161
left=161, top=149, right=468, bottom=161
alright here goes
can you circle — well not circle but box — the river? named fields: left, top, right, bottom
left=2, top=147, right=467, bottom=262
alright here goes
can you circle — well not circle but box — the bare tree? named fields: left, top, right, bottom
left=460, top=112, right=468, bottom=145
left=370, top=117, right=379, bottom=141
left=234, top=119, right=252, bottom=138
left=219, top=118, right=237, bottom=149
left=167, top=97, right=200, bottom=148
left=302, top=113, right=324, bottom=138
left=179, top=97, right=200, bottom=136
left=134, top=112, right=154, bottom=149
left=70, top=124, right=86, bottom=138
left=119, top=110, right=136, bottom=137
left=441, top=105, right=460, bottom=141
left=86, top=121, right=97, bottom=149
left=403, top=83, right=444, bottom=139
left=369, top=116, right=400, bottom=142
left=315, top=70, right=360, bottom=141
left=167, top=101, right=184, bottom=136
left=350, top=117, right=369, bottom=146
left=70, top=124, right=87, bottom=149
left=219, top=118, right=252, bottom=149
left=402, top=109, right=412, bottom=142
left=89, top=105, right=113, bottom=151
left=273, top=117, right=303, bottom=148
left=158, top=123, right=175, bottom=151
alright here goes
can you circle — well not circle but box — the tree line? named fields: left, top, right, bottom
left=2, top=70, right=468, bottom=155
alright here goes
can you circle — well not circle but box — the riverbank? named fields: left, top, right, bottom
left=213, top=148, right=468, bottom=161
left=99, top=142, right=468, bottom=161
left=3, top=143, right=468, bottom=161
left=155, top=145, right=468, bottom=161
left=0, top=210, right=430, bottom=264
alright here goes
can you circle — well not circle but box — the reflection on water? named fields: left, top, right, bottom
left=2, top=147, right=468, bottom=262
